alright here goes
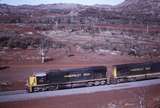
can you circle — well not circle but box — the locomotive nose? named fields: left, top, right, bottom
left=27, top=72, right=46, bottom=92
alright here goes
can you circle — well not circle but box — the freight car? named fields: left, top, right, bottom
left=112, top=62, right=160, bottom=83
left=26, top=66, right=107, bottom=92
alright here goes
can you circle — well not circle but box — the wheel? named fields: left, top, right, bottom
left=41, top=86, right=47, bottom=91
left=55, top=84, right=59, bottom=89
left=48, top=85, right=58, bottom=91
left=32, top=86, right=40, bottom=92
left=87, top=82, right=93, bottom=87
left=100, top=80, right=106, bottom=85
left=117, top=79, right=121, bottom=83
left=94, top=81, right=100, bottom=86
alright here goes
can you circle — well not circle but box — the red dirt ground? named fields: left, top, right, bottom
left=0, top=85, right=160, bottom=108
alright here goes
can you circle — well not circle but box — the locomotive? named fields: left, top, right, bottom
left=112, top=62, right=160, bottom=83
left=26, top=66, right=107, bottom=92
left=26, top=62, right=160, bottom=93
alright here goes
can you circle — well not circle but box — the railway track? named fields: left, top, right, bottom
left=0, top=78, right=160, bottom=103
left=0, top=90, right=26, bottom=96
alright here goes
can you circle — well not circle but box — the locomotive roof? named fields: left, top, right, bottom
left=35, top=73, right=46, bottom=77
left=46, top=66, right=107, bottom=74
left=113, top=61, right=160, bottom=68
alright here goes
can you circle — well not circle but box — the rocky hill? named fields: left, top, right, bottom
left=117, top=0, right=160, bottom=12
left=0, top=0, right=160, bottom=57
left=0, top=0, right=159, bottom=25
left=116, top=0, right=160, bottom=20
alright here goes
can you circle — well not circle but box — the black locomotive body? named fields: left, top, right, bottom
left=113, top=62, right=160, bottom=83
left=46, top=66, right=107, bottom=84
left=27, top=66, right=107, bottom=92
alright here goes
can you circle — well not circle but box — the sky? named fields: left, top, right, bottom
left=0, top=0, right=125, bottom=6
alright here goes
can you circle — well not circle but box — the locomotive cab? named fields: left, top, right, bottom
left=26, top=73, right=46, bottom=92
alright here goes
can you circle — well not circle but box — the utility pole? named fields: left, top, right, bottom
left=41, top=48, right=45, bottom=64
left=40, top=46, right=49, bottom=64
left=39, top=37, right=49, bottom=64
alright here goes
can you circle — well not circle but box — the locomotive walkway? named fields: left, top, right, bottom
left=0, top=78, right=160, bottom=103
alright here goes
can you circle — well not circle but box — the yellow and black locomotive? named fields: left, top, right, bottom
left=26, top=66, right=107, bottom=92
left=26, top=62, right=160, bottom=93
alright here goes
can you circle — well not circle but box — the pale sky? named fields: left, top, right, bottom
left=0, top=0, right=125, bottom=6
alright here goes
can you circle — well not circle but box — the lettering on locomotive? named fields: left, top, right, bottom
left=145, top=67, right=151, bottom=70
left=130, top=68, right=144, bottom=72
left=130, top=66, right=151, bottom=72
left=64, top=73, right=81, bottom=78
left=83, top=73, right=91, bottom=76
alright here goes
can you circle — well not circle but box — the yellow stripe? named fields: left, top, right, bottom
left=113, top=67, right=117, bottom=78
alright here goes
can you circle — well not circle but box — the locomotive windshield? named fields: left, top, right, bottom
left=35, top=73, right=47, bottom=84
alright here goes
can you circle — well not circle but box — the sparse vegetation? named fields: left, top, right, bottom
left=0, top=31, right=54, bottom=49
left=0, top=0, right=160, bottom=57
